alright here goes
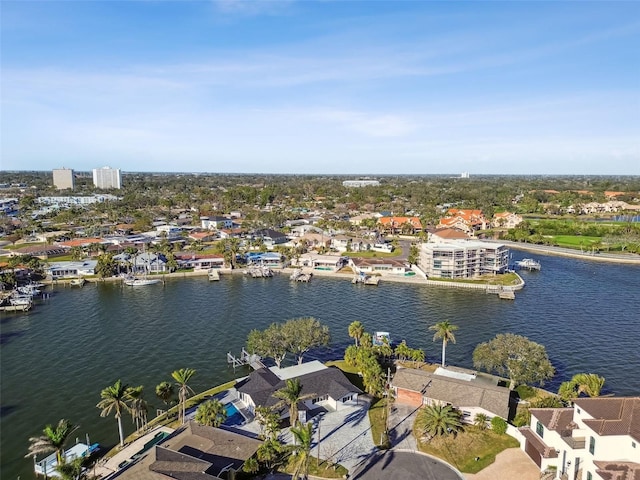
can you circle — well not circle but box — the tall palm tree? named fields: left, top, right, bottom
left=348, top=321, right=365, bottom=347
left=273, top=378, right=315, bottom=428
left=195, top=399, right=227, bottom=427
left=127, top=385, right=148, bottom=432
left=26, top=419, right=79, bottom=464
left=172, top=368, right=196, bottom=424
left=97, top=379, right=132, bottom=446
left=429, top=320, right=459, bottom=367
left=289, top=421, right=314, bottom=480
left=156, top=381, right=175, bottom=409
left=416, top=404, right=462, bottom=439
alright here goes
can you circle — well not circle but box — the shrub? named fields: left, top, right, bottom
left=491, top=416, right=508, bottom=434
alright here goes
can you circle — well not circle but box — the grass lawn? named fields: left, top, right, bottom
left=428, top=272, right=521, bottom=286
left=347, top=247, right=403, bottom=259
left=416, top=429, right=519, bottom=474
left=368, top=397, right=390, bottom=448
left=4, top=242, right=46, bottom=250
left=281, top=456, right=349, bottom=479
left=551, top=235, right=601, bottom=248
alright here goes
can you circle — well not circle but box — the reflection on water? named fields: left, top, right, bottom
left=1, top=253, right=639, bottom=479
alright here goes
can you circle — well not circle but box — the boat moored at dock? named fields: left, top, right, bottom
left=514, top=258, right=541, bottom=271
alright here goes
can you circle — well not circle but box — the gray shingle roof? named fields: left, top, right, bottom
left=392, top=367, right=511, bottom=419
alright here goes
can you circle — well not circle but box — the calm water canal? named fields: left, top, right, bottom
left=1, top=253, right=639, bottom=479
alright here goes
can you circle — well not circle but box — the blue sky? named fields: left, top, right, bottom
left=1, top=1, right=639, bottom=175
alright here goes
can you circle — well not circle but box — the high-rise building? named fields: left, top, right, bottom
left=52, top=168, right=75, bottom=190
left=92, top=166, right=122, bottom=189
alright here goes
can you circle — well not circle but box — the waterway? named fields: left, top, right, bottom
left=1, top=253, right=639, bottom=479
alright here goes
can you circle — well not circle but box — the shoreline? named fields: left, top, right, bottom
left=494, top=240, right=640, bottom=264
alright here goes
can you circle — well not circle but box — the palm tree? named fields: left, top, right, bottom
left=416, top=404, right=462, bottom=439
left=55, top=456, right=90, bottom=480
left=195, top=399, right=227, bottom=427
left=473, top=413, right=489, bottom=430
left=172, top=368, right=196, bottom=424
left=289, top=421, right=314, bottom=480
left=155, top=381, right=175, bottom=409
left=127, top=385, right=148, bottom=432
left=97, top=379, right=132, bottom=446
left=348, top=321, right=365, bottom=347
left=429, top=320, right=459, bottom=367
left=573, top=373, right=605, bottom=397
left=273, top=378, right=315, bottom=428
left=26, top=419, right=79, bottom=464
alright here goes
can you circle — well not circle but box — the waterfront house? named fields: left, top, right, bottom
left=293, top=253, right=347, bottom=271
left=418, top=239, right=509, bottom=279
left=245, top=252, right=284, bottom=268
left=519, top=396, right=640, bottom=480
left=111, top=421, right=262, bottom=480
left=349, top=257, right=409, bottom=276
left=173, top=253, right=225, bottom=270
left=392, top=366, right=513, bottom=421
left=47, top=260, right=98, bottom=279
left=235, top=361, right=362, bottom=424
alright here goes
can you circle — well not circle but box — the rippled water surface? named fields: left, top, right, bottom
left=1, top=253, right=639, bottom=478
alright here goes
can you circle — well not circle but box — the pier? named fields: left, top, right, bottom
left=227, top=348, right=265, bottom=370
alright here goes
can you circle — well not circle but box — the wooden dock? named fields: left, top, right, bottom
left=227, top=348, right=265, bottom=370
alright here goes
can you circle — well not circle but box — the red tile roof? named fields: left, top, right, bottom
left=574, top=397, right=640, bottom=442
left=378, top=216, right=422, bottom=228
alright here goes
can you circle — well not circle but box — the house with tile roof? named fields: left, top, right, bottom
left=392, top=366, right=513, bottom=421
left=235, top=361, right=362, bottom=425
left=378, top=216, right=422, bottom=234
left=519, top=396, right=640, bottom=480
left=492, top=212, right=523, bottom=229
left=112, top=421, right=262, bottom=480
left=348, top=257, right=409, bottom=276
left=438, top=209, right=487, bottom=234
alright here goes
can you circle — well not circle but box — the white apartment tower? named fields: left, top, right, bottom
left=52, top=168, right=75, bottom=190
left=92, top=166, right=122, bottom=189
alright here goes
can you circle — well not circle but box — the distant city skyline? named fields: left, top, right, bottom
left=2, top=1, right=639, bottom=175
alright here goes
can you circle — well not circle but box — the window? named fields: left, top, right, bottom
left=536, top=421, right=544, bottom=438
left=633, top=441, right=636, bottom=448
left=589, top=436, right=596, bottom=455
left=587, top=473, right=592, bottom=480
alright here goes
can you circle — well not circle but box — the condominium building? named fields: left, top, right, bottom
left=52, top=168, right=75, bottom=190
left=418, top=239, right=509, bottom=279
left=92, top=166, right=122, bottom=189
left=342, top=180, right=380, bottom=187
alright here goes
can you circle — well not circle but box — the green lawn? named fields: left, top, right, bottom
left=551, top=235, right=601, bottom=247
left=428, top=272, right=521, bottom=286
left=346, top=247, right=403, bottom=259
left=416, top=429, right=519, bottom=474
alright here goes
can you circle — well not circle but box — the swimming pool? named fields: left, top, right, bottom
left=223, top=402, right=245, bottom=426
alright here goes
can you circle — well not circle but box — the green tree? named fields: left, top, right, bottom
left=348, top=321, right=365, bottom=347
left=559, top=373, right=605, bottom=401
left=283, top=317, right=330, bottom=364
left=195, top=399, right=227, bottom=427
left=257, top=438, right=285, bottom=473
left=97, top=380, right=132, bottom=446
left=429, top=320, right=459, bottom=367
left=247, top=323, right=289, bottom=368
left=289, top=421, right=314, bottom=480
left=273, top=378, right=315, bottom=427
left=416, top=404, right=462, bottom=439
left=127, top=385, right=148, bottom=432
left=26, top=419, right=79, bottom=465
left=491, top=416, right=507, bottom=434
left=155, top=381, right=175, bottom=409
left=255, top=406, right=281, bottom=441
left=171, top=368, right=196, bottom=424
left=474, top=413, right=489, bottom=430
left=472, top=333, right=555, bottom=389
left=96, top=253, right=117, bottom=278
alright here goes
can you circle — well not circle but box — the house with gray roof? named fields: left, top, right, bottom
left=235, top=360, right=362, bottom=424
left=391, top=366, right=513, bottom=421
left=111, top=421, right=262, bottom=480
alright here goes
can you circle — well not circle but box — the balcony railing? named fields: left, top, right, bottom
left=561, top=435, right=586, bottom=449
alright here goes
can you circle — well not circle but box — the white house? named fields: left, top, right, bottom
left=520, top=396, right=640, bottom=479
left=349, top=257, right=409, bottom=276
left=47, top=260, right=98, bottom=278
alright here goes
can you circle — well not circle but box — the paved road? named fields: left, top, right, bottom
left=350, top=450, right=464, bottom=480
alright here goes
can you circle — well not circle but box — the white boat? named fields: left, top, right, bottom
left=17, top=285, right=41, bottom=296
left=373, top=331, right=391, bottom=346
left=10, top=293, right=33, bottom=306
left=34, top=442, right=99, bottom=478
left=208, top=269, right=220, bottom=281
left=515, top=258, right=541, bottom=270
left=69, top=278, right=86, bottom=287
left=124, top=276, right=161, bottom=286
